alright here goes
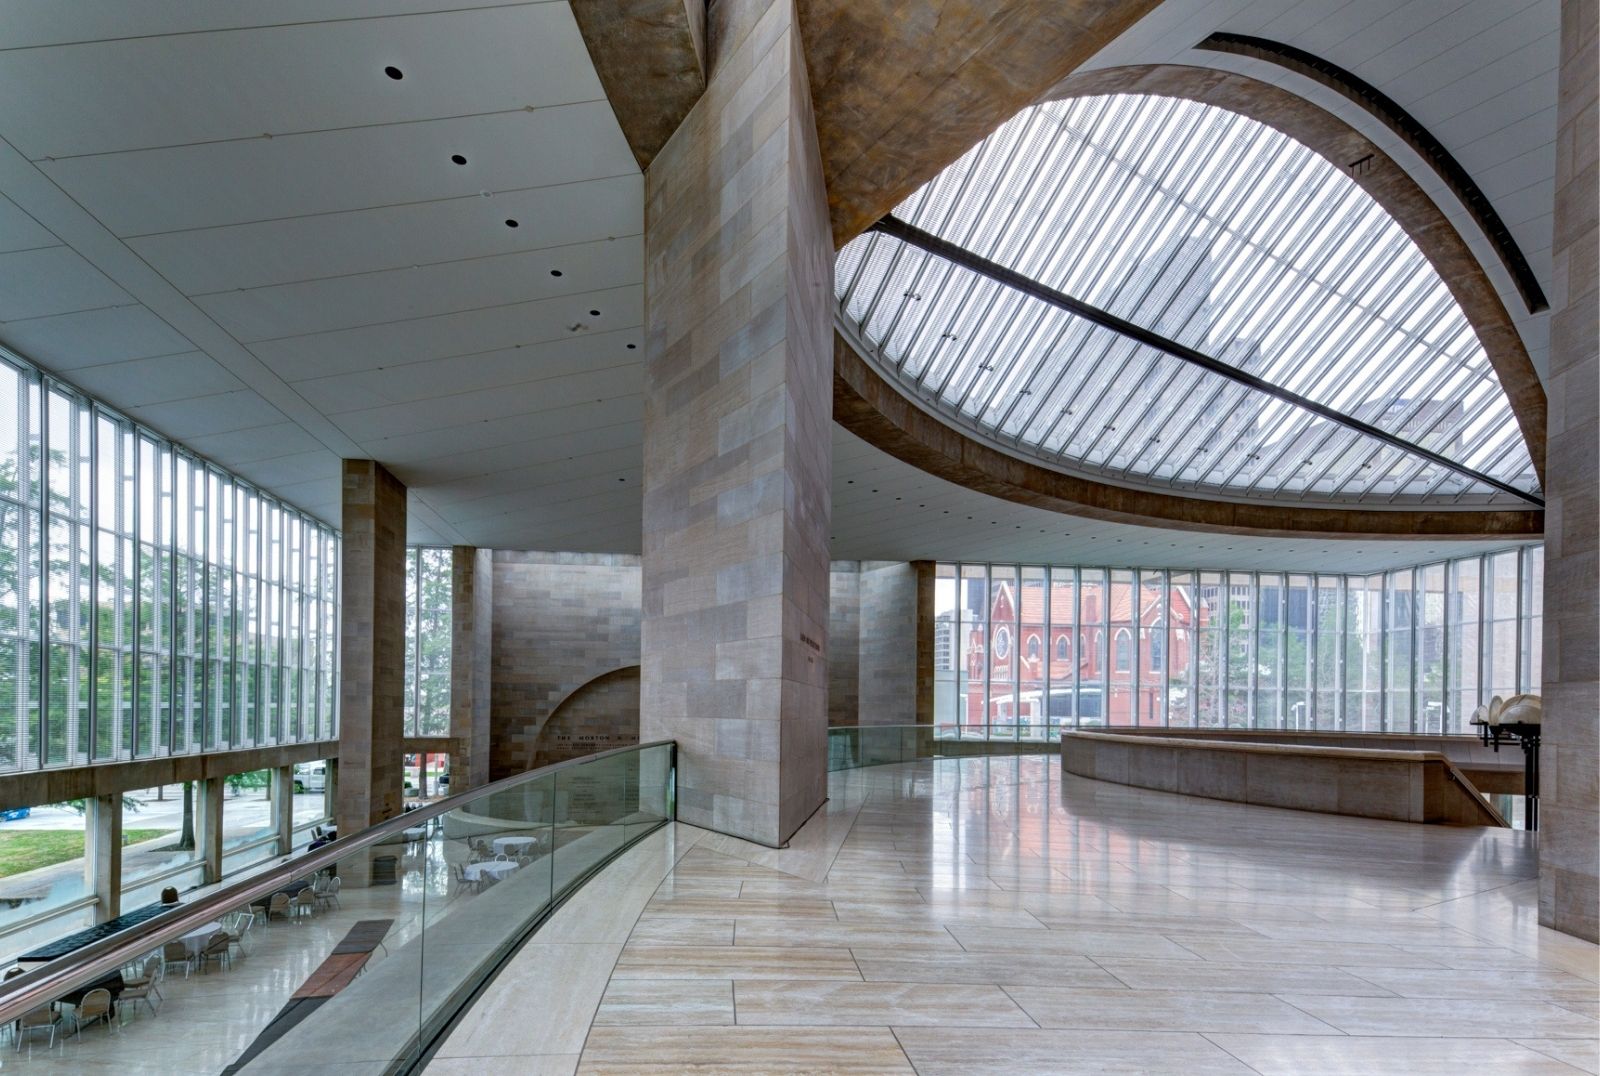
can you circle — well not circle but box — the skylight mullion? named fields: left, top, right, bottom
left=958, top=287, right=1052, bottom=420
left=1223, top=259, right=1452, bottom=492
left=1176, top=204, right=1377, bottom=490
left=988, top=300, right=1074, bottom=434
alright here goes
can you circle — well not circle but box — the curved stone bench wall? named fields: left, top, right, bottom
left=1060, top=730, right=1507, bottom=827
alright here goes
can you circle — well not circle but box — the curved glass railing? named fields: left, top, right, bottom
left=0, top=741, right=675, bottom=1072
left=828, top=724, right=1061, bottom=771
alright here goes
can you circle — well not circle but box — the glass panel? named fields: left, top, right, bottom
left=1521, top=546, right=1542, bottom=695
left=1314, top=577, right=1343, bottom=730
left=1018, top=566, right=1046, bottom=740
left=1136, top=571, right=1164, bottom=727
left=1196, top=571, right=1225, bottom=727
left=1346, top=575, right=1384, bottom=732
left=958, top=564, right=985, bottom=735
left=1078, top=569, right=1106, bottom=725
left=1166, top=572, right=1195, bottom=727
left=1416, top=564, right=1446, bottom=733
left=1256, top=573, right=1283, bottom=728
left=1226, top=573, right=1253, bottom=727
left=1385, top=568, right=1415, bottom=732
left=1285, top=574, right=1312, bottom=729
left=1107, top=570, right=1135, bottom=725
left=1047, top=567, right=1075, bottom=730
left=1485, top=551, right=1519, bottom=699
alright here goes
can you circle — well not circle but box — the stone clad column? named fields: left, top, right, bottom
left=449, top=546, right=493, bottom=791
left=1540, top=0, right=1598, bottom=943
left=914, top=561, right=936, bottom=725
left=84, top=793, right=121, bottom=923
left=337, top=460, right=407, bottom=844
left=640, top=0, right=833, bottom=846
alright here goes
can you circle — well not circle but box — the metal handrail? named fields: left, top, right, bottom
left=0, top=739, right=675, bottom=1025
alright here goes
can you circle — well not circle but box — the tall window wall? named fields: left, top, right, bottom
left=0, top=351, right=339, bottom=772
left=932, top=548, right=1542, bottom=738
left=403, top=547, right=452, bottom=736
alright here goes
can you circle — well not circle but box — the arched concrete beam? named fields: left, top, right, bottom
left=834, top=331, right=1544, bottom=540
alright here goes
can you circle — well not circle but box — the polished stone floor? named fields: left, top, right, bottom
left=431, top=755, right=1599, bottom=1075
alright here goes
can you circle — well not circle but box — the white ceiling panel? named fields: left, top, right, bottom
left=67, top=351, right=245, bottom=408
left=295, top=330, right=640, bottom=414
left=0, top=305, right=196, bottom=371
left=130, top=173, right=642, bottom=293
left=335, top=362, right=640, bottom=442
left=250, top=282, right=642, bottom=382
left=125, top=389, right=290, bottom=441
left=0, top=6, right=602, bottom=160
left=232, top=448, right=345, bottom=491
left=0, top=245, right=130, bottom=320
left=0, top=194, right=54, bottom=252
left=196, top=235, right=644, bottom=343
left=0, top=0, right=544, bottom=50
left=41, top=102, right=636, bottom=237
left=179, top=421, right=328, bottom=465
left=402, top=416, right=643, bottom=487
left=362, top=395, right=640, bottom=468
left=421, top=444, right=641, bottom=507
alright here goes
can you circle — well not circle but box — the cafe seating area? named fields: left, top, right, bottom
left=0, top=828, right=472, bottom=1067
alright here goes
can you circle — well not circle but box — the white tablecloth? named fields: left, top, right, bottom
left=179, top=920, right=226, bottom=955
left=491, top=836, right=539, bottom=855
left=463, top=860, right=518, bottom=882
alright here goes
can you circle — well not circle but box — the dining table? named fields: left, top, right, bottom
left=178, top=919, right=227, bottom=956
left=490, top=835, right=541, bottom=856
left=462, top=860, right=519, bottom=882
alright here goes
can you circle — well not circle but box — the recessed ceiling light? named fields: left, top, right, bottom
left=505, top=219, right=520, bottom=228
left=626, top=343, right=637, bottom=350
left=550, top=269, right=563, bottom=277
left=384, top=66, right=404, bottom=80
left=450, top=154, right=467, bottom=165
left=590, top=309, right=601, bottom=317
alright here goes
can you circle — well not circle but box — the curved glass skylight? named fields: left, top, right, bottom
left=835, top=93, right=1540, bottom=506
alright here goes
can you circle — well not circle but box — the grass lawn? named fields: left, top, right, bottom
left=0, top=829, right=173, bottom=877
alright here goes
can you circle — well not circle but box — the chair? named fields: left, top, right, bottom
left=267, top=892, right=292, bottom=923
left=161, top=940, right=193, bottom=979
left=452, top=862, right=479, bottom=895
left=195, top=932, right=232, bottom=974
left=292, top=888, right=318, bottom=921
left=472, top=839, right=491, bottom=858
left=119, top=959, right=163, bottom=1022
left=72, top=988, right=115, bottom=1036
left=14, top=1006, right=56, bottom=1051
left=322, top=877, right=342, bottom=909
left=223, top=913, right=251, bottom=957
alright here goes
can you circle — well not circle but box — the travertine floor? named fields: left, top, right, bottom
left=431, top=755, right=1599, bottom=1076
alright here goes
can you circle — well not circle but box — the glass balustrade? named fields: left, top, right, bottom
left=827, top=724, right=1060, bottom=771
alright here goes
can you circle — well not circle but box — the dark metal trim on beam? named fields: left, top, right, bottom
left=1197, top=31, right=1549, bottom=315
left=868, top=214, right=1544, bottom=508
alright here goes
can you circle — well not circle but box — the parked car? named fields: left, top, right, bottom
left=293, top=763, right=327, bottom=793
left=0, top=807, right=30, bottom=822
